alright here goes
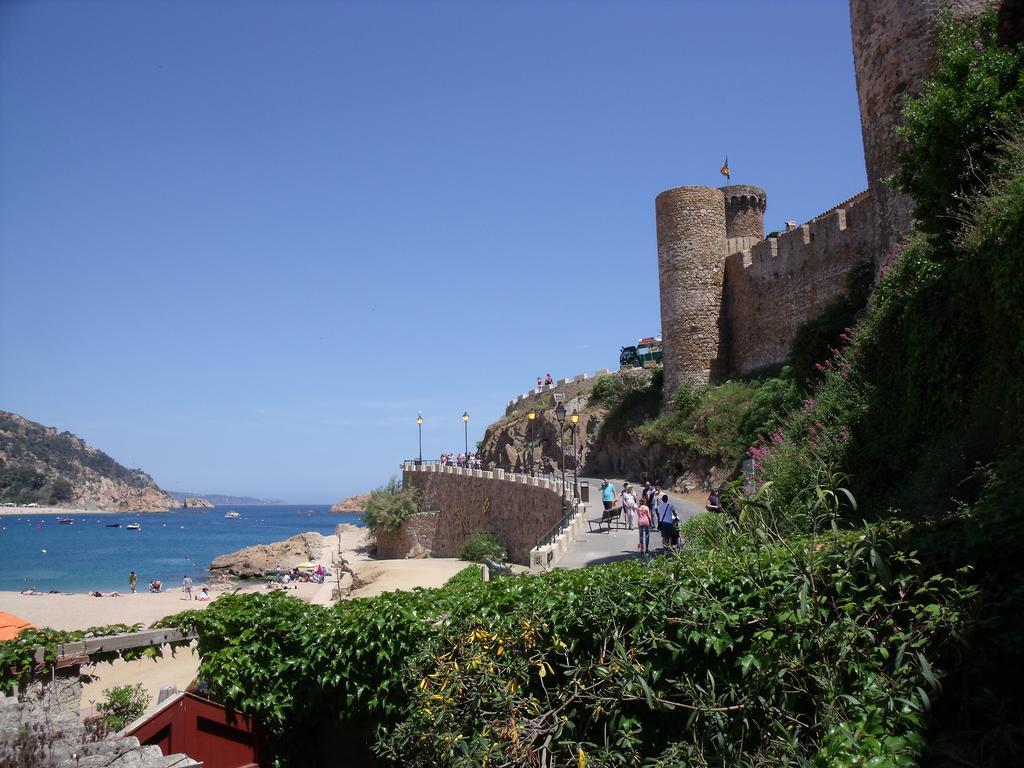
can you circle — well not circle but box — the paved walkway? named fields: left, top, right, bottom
left=557, top=477, right=704, bottom=569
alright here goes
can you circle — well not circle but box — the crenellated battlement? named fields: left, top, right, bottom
left=719, top=190, right=875, bottom=375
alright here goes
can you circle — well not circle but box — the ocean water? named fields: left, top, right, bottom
left=0, top=505, right=363, bottom=593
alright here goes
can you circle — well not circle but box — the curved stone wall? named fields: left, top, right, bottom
left=656, top=185, right=728, bottom=392
left=401, top=464, right=564, bottom=565
left=720, top=184, right=767, bottom=240
left=849, top=0, right=987, bottom=264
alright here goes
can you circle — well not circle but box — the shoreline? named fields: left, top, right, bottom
left=0, top=506, right=168, bottom=516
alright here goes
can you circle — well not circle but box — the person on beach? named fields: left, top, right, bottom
left=637, top=500, right=653, bottom=553
left=196, top=586, right=210, bottom=601
left=182, top=575, right=193, bottom=600
left=129, top=571, right=137, bottom=594
left=621, top=483, right=638, bottom=530
left=600, top=480, right=616, bottom=512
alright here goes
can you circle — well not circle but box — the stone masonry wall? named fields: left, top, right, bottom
left=375, top=511, right=438, bottom=559
left=722, top=191, right=876, bottom=375
left=849, top=0, right=988, bottom=268
left=721, top=184, right=767, bottom=240
left=402, top=465, right=563, bottom=565
left=656, top=186, right=728, bottom=392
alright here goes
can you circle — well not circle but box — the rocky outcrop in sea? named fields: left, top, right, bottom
left=183, top=497, right=215, bottom=508
left=330, top=493, right=370, bottom=513
left=209, top=532, right=325, bottom=578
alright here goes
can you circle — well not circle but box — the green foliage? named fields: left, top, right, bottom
left=95, top=683, right=149, bottom=733
left=677, top=510, right=729, bottom=552
left=0, top=623, right=146, bottom=687
left=790, top=262, right=874, bottom=392
left=153, top=472, right=975, bottom=768
left=752, top=15, right=1024, bottom=763
left=637, top=374, right=798, bottom=465
left=459, top=532, right=506, bottom=563
left=895, top=9, right=1024, bottom=238
left=363, top=476, right=423, bottom=534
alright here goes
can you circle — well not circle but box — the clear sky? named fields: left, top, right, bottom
left=0, top=0, right=866, bottom=503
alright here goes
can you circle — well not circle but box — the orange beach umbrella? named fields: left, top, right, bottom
left=0, top=611, right=34, bottom=641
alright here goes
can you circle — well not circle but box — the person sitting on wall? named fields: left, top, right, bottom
left=545, top=373, right=554, bottom=388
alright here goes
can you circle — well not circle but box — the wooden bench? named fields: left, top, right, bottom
left=588, top=505, right=624, bottom=533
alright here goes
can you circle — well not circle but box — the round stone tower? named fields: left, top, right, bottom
left=719, top=184, right=767, bottom=241
left=849, top=0, right=987, bottom=265
left=656, top=186, right=728, bottom=394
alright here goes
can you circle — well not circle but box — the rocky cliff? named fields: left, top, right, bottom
left=477, top=369, right=732, bottom=492
left=183, top=497, right=215, bottom=508
left=0, top=411, right=177, bottom=511
left=331, top=492, right=370, bottom=513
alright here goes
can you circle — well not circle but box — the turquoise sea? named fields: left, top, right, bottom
left=0, top=505, right=363, bottom=593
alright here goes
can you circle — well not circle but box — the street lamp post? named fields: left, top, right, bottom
left=462, top=412, right=469, bottom=466
left=527, top=410, right=536, bottom=475
left=554, top=402, right=567, bottom=513
left=416, top=413, right=423, bottom=465
left=571, top=412, right=580, bottom=500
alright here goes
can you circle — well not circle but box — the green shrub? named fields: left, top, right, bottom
left=459, top=532, right=507, bottom=563
left=895, top=9, right=1024, bottom=238
left=363, top=476, right=422, bottom=534
left=95, top=683, right=149, bottom=733
left=677, top=510, right=729, bottom=551
left=637, top=375, right=797, bottom=465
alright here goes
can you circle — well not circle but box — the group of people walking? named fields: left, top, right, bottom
left=600, top=479, right=681, bottom=553
left=440, top=452, right=481, bottom=469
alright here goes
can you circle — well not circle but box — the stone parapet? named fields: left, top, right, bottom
left=402, top=463, right=564, bottom=565
left=504, top=368, right=617, bottom=416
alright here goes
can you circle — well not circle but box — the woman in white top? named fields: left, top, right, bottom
left=620, top=483, right=639, bottom=530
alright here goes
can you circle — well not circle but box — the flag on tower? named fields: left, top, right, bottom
left=720, top=157, right=730, bottom=180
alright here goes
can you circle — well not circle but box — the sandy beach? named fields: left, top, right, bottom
left=1, top=526, right=471, bottom=718
left=0, top=506, right=125, bottom=516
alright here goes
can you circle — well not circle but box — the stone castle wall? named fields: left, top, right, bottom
left=401, top=464, right=563, bottom=565
left=374, top=510, right=439, bottom=559
left=722, top=191, right=876, bottom=375
left=849, top=0, right=988, bottom=267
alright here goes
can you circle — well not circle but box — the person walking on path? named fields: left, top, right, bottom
left=655, top=494, right=676, bottom=549
left=182, top=575, right=193, bottom=600
left=600, top=479, right=616, bottom=512
left=129, top=571, right=137, bottom=594
left=637, top=501, right=653, bottom=553
left=641, top=481, right=656, bottom=513
left=621, top=483, right=638, bottom=530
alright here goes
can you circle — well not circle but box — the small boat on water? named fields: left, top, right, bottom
left=105, top=523, right=121, bottom=528
left=125, top=523, right=141, bottom=531
left=56, top=517, right=74, bottom=524
left=224, top=511, right=241, bottom=519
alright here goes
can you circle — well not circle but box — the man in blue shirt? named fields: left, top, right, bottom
left=600, top=479, right=616, bottom=511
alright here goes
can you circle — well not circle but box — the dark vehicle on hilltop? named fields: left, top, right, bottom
left=619, top=336, right=663, bottom=369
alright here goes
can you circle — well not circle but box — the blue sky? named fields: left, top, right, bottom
left=0, top=0, right=866, bottom=503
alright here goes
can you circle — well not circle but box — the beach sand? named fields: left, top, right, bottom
left=1, top=527, right=472, bottom=718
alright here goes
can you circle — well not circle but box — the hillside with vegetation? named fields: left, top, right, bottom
left=5, top=11, right=1021, bottom=768
left=0, top=411, right=176, bottom=510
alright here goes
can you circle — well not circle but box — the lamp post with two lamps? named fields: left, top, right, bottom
left=571, top=412, right=580, bottom=500
left=416, top=413, right=423, bottom=465
left=527, top=410, right=536, bottom=475
left=554, top=402, right=567, bottom=512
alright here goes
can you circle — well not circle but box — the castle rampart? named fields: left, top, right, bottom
left=722, top=190, right=875, bottom=376
left=656, top=186, right=728, bottom=393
